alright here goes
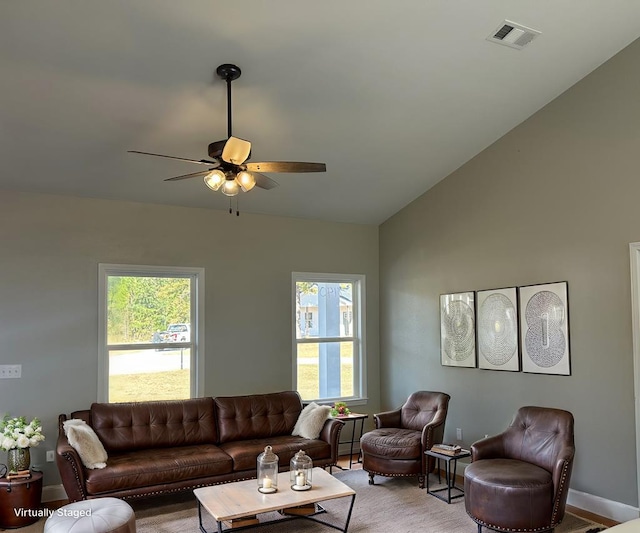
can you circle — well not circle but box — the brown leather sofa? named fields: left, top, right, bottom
left=464, top=406, right=575, bottom=533
left=56, top=391, right=343, bottom=501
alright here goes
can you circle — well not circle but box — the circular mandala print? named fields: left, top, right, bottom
left=478, top=293, right=517, bottom=366
left=524, top=291, right=566, bottom=368
left=443, top=300, right=475, bottom=362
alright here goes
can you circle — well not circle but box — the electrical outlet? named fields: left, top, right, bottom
left=46, top=450, right=55, bottom=462
left=456, top=428, right=463, bottom=440
left=0, top=364, right=22, bottom=379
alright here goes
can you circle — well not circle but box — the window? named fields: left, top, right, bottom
left=292, top=272, right=366, bottom=404
left=98, top=264, right=204, bottom=403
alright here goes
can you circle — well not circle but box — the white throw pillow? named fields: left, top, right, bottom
left=292, top=403, right=331, bottom=440
left=63, top=419, right=108, bottom=469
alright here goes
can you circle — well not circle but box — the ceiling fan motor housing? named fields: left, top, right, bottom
left=208, top=140, right=226, bottom=159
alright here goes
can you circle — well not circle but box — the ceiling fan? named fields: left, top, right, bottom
left=128, top=63, right=326, bottom=205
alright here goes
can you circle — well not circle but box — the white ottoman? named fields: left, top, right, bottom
left=606, top=518, right=640, bottom=531
left=44, top=497, right=136, bottom=533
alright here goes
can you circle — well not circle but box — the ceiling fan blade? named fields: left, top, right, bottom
left=128, top=150, right=220, bottom=167
left=245, top=161, right=326, bottom=173
left=164, top=169, right=214, bottom=182
left=252, top=172, right=279, bottom=190
left=221, top=136, right=252, bottom=165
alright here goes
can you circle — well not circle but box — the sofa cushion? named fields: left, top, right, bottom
left=219, top=435, right=331, bottom=472
left=84, top=444, right=232, bottom=496
left=292, top=403, right=331, bottom=439
left=90, top=397, right=217, bottom=452
left=215, top=391, right=302, bottom=444
left=63, top=419, right=108, bottom=469
left=360, top=428, right=422, bottom=460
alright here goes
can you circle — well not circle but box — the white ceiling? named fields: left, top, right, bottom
left=1, top=2, right=639, bottom=225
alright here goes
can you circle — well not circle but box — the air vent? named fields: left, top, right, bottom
left=487, top=20, right=541, bottom=50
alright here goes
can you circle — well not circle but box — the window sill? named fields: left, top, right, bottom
left=312, top=397, right=369, bottom=407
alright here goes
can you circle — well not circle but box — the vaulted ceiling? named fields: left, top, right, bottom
left=1, top=2, right=639, bottom=224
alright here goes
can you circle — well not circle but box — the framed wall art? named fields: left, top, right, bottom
left=440, top=291, right=476, bottom=368
left=518, top=281, right=570, bottom=375
left=477, top=287, right=520, bottom=371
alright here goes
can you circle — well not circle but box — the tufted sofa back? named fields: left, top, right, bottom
left=215, top=391, right=303, bottom=443
left=400, top=391, right=450, bottom=431
left=502, top=406, right=574, bottom=472
left=90, top=397, right=217, bottom=452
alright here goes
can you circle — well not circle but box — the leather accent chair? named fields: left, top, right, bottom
left=464, top=406, right=575, bottom=533
left=360, top=391, right=450, bottom=488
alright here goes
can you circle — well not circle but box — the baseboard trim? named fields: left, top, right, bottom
left=42, top=484, right=67, bottom=503
left=567, top=488, right=639, bottom=523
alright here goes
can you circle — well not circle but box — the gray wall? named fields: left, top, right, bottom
left=0, top=191, right=380, bottom=486
left=379, top=38, right=640, bottom=506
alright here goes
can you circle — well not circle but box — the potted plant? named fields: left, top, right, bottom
left=0, top=415, right=45, bottom=473
left=330, top=402, right=351, bottom=417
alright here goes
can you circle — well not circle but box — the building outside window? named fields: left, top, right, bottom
left=304, top=311, right=314, bottom=330
left=98, top=264, right=204, bottom=402
left=292, top=272, right=366, bottom=404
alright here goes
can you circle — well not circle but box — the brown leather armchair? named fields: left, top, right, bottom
left=464, top=406, right=575, bottom=533
left=360, top=391, right=450, bottom=488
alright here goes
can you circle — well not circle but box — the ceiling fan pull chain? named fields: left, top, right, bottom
left=229, top=197, right=232, bottom=214
left=236, top=197, right=240, bottom=216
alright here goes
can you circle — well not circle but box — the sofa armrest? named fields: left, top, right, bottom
left=374, top=408, right=401, bottom=429
left=551, top=445, right=575, bottom=525
left=470, top=434, right=505, bottom=461
left=421, top=417, right=446, bottom=450
left=319, top=418, right=344, bottom=465
left=56, top=414, right=88, bottom=502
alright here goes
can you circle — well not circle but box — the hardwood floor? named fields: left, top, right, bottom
left=566, top=505, right=619, bottom=528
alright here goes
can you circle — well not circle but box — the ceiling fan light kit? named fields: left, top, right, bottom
left=203, top=169, right=225, bottom=191
left=236, top=171, right=256, bottom=192
left=128, top=63, right=326, bottom=213
left=220, top=179, right=240, bottom=197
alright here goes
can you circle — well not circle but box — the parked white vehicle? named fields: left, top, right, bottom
left=165, top=323, right=190, bottom=342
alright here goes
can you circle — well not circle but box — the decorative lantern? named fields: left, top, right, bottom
left=257, top=445, right=279, bottom=493
left=290, top=449, right=313, bottom=491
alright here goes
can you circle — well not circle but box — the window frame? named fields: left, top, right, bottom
left=97, top=263, right=205, bottom=402
left=291, top=272, right=367, bottom=405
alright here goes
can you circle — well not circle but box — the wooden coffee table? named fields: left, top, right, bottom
left=194, top=467, right=356, bottom=532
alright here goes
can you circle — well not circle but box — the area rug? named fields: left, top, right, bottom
left=130, top=469, right=607, bottom=533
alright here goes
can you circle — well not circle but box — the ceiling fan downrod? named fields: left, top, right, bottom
left=216, top=64, right=242, bottom=138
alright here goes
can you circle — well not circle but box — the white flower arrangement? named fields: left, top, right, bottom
left=0, top=415, right=45, bottom=451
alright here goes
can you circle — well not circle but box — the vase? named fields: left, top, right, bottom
left=7, top=447, right=30, bottom=473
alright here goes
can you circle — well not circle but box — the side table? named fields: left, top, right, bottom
left=334, top=413, right=369, bottom=470
left=424, top=448, right=470, bottom=504
left=0, top=471, right=44, bottom=528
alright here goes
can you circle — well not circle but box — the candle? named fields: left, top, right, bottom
left=296, top=472, right=306, bottom=487
left=263, top=477, right=272, bottom=489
